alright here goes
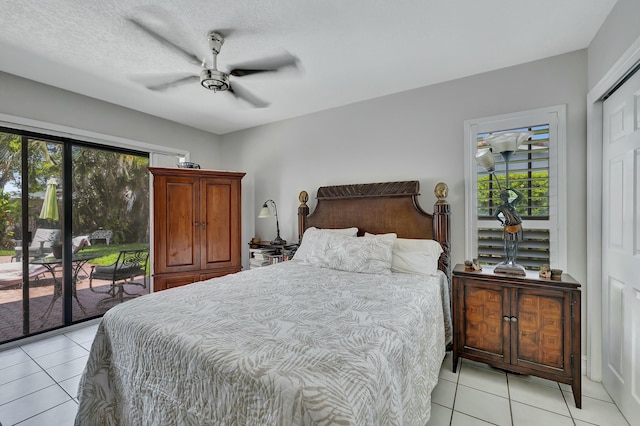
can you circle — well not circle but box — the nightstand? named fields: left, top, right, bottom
left=452, top=264, right=582, bottom=408
left=248, top=241, right=298, bottom=269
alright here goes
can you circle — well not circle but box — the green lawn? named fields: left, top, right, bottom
left=79, top=242, right=149, bottom=266
left=1, top=243, right=150, bottom=271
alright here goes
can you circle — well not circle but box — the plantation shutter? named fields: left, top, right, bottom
left=476, top=125, right=551, bottom=270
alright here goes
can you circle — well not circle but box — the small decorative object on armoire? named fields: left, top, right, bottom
left=149, top=167, right=245, bottom=291
left=177, top=161, right=200, bottom=169
left=539, top=264, right=551, bottom=278
left=475, top=131, right=532, bottom=276
left=258, top=199, right=286, bottom=245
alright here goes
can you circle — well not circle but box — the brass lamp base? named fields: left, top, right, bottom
left=494, top=262, right=526, bottom=276
left=271, top=236, right=287, bottom=245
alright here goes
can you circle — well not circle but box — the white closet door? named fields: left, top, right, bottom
left=602, top=68, right=640, bottom=421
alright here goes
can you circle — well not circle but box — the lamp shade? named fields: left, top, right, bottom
left=485, top=132, right=532, bottom=153
left=258, top=205, right=271, bottom=218
left=475, top=149, right=495, bottom=171
left=258, top=199, right=286, bottom=245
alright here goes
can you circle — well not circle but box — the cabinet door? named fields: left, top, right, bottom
left=459, top=280, right=510, bottom=366
left=154, top=175, right=201, bottom=273
left=200, top=177, right=241, bottom=270
left=511, top=288, right=571, bottom=376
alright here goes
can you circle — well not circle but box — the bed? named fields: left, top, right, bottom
left=75, top=180, right=452, bottom=425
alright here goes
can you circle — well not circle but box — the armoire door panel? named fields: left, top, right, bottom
left=202, top=179, right=233, bottom=269
left=166, top=180, right=200, bottom=269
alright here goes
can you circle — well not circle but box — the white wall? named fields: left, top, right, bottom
left=588, top=0, right=640, bottom=90
left=0, top=71, right=221, bottom=164
left=221, top=50, right=589, bottom=284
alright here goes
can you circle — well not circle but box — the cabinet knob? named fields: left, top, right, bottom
left=510, top=317, right=518, bottom=322
left=503, top=316, right=510, bottom=322
left=194, top=222, right=200, bottom=226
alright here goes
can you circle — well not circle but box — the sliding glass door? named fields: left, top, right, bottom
left=0, top=128, right=149, bottom=344
left=71, top=145, right=150, bottom=321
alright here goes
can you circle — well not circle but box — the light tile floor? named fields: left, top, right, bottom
left=0, top=324, right=632, bottom=425
left=430, top=353, right=631, bottom=426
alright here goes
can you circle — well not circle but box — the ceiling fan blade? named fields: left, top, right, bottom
left=148, top=75, right=199, bottom=91
left=228, top=82, right=269, bottom=108
left=228, top=51, right=300, bottom=77
left=127, top=16, right=203, bottom=66
left=130, top=74, right=199, bottom=91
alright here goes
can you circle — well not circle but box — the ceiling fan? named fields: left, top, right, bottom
left=127, top=16, right=300, bottom=108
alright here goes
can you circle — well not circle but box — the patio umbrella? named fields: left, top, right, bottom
left=39, top=177, right=59, bottom=221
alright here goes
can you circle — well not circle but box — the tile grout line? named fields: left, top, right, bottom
left=506, top=373, right=514, bottom=426
left=3, top=327, right=96, bottom=424
left=11, top=398, right=76, bottom=426
left=21, top=339, right=86, bottom=401
left=449, top=356, right=458, bottom=426
left=451, top=359, right=502, bottom=425
left=0, top=382, right=69, bottom=425
left=0, top=336, right=86, bottom=425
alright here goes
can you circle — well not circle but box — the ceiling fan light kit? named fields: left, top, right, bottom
left=200, top=69, right=229, bottom=91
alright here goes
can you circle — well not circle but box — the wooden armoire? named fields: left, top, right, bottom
left=149, top=167, right=245, bottom=291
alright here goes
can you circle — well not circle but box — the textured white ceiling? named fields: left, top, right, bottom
left=0, top=0, right=616, bottom=135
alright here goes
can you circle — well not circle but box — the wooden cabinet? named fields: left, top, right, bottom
left=452, top=264, right=582, bottom=408
left=150, top=167, right=245, bottom=291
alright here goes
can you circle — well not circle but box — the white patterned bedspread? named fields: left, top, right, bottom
left=75, top=262, right=450, bottom=425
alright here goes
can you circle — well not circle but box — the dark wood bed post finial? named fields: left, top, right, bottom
left=298, top=190, right=309, bottom=244
left=433, top=182, right=451, bottom=282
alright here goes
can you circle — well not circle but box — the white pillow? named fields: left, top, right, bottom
left=365, top=233, right=443, bottom=276
left=393, top=238, right=443, bottom=259
left=294, top=226, right=358, bottom=262
left=306, top=232, right=396, bottom=274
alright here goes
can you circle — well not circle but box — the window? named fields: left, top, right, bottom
left=464, top=106, right=567, bottom=270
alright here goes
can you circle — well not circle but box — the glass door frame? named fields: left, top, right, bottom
left=3, top=126, right=148, bottom=341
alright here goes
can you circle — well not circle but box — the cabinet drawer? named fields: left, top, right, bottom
left=200, top=267, right=241, bottom=281
left=154, top=273, right=199, bottom=291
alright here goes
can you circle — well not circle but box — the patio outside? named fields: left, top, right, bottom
left=0, top=243, right=150, bottom=342
left=0, top=133, right=150, bottom=345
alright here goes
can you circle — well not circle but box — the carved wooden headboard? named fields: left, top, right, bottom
left=297, top=181, right=451, bottom=281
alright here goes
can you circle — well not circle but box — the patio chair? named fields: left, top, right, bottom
left=13, top=233, right=90, bottom=261
left=0, top=263, right=48, bottom=289
left=89, top=229, right=113, bottom=245
left=13, top=229, right=61, bottom=261
left=89, top=249, right=149, bottom=307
